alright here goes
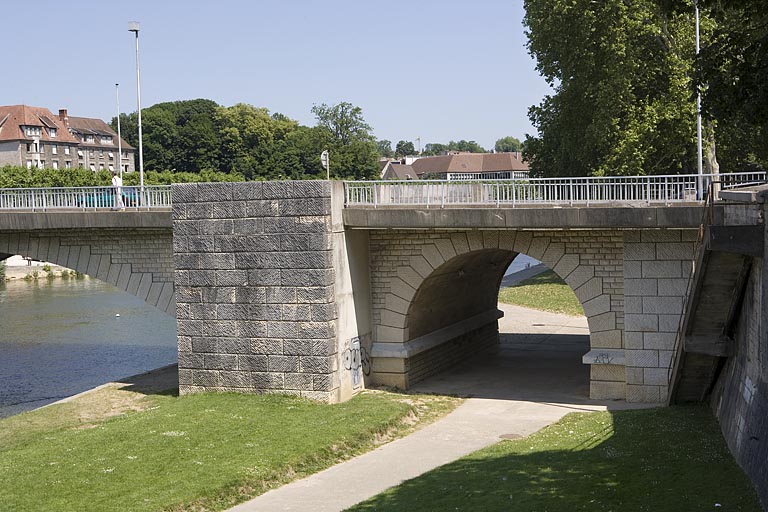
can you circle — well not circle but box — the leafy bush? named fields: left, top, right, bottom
left=0, top=166, right=247, bottom=188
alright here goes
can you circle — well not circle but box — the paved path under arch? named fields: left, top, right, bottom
left=229, top=303, right=656, bottom=512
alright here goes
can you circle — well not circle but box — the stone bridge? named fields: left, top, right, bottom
left=0, top=181, right=760, bottom=405
left=0, top=212, right=175, bottom=314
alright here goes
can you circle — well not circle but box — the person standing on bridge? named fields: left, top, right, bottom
left=111, top=170, right=124, bottom=210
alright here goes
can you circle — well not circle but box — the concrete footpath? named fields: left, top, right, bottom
left=229, top=303, right=652, bottom=512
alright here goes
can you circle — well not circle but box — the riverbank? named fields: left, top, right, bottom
left=0, top=366, right=459, bottom=512
left=2, top=255, right=73, bottom=281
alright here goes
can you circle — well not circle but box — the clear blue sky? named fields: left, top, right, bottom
left=1, top=0, right=551, bottom=150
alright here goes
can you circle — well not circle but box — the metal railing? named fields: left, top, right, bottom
left=344, top=172, right=766, bottom=208
left=0, top=185, right=172, bottom=211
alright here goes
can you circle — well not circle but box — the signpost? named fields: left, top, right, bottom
left=320, top=150, right=330, bottom=180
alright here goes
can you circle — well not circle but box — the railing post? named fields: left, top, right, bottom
left=373, top=183, right=378, bottom=209
left=441, top=182, right=446, bottom=208
left=511, top=180, right=516, bottom=208
left=569, top=178, right=573, bottom=206
left=646, top=179, right=651, bottom=205
left=426, top=183, right=430, bottom=208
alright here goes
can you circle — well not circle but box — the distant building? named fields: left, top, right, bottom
left=0, top=105, right=134, bottom=173
left=410, top=152, right=529, bottom=180
left=381, top=160, right=418, bottom=180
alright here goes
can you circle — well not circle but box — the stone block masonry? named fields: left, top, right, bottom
left=623, top=229, right=696, bottom=402
left=0, top=229, right=175, bottom=314
left=173, top=181, right=341, bottom=401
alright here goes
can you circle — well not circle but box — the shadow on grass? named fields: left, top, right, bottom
left=348, top=406, right=762, bottom=512
left=114, top=363, right=179, bottom=396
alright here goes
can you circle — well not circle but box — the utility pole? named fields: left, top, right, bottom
left=695, top=0, right=703, bottom=199
left=115, top=84, right=123, bottom=181
left=128, top=21, right=144, bottom=205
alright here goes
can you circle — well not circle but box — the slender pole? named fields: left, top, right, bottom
left=129, top=23, right=144, bottom=204
left=116, top=83, right=123, bottom=181
left=695, top=1, right=703, bottom=199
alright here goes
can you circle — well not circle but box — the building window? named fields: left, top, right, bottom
left=39, top=160, right=45, bottom=168
left=52, top=160, right=58, bottom=169
left=85, top=135, right=94, bottom=143
left=99, top=163, right=105, bottom=170
left=101, top=136, right=113, bottom=144
left=99, top=150, right=104, bottom=157
left=89, top=164, right=95, bottom=171
left=108, top=164, right=114, bottom=172
left=64, top=146, right=70, bottom=155
left=108, top=152, right=114, bottom=160
left=65, top=161, right=72, bottom=169
left=49, top=127, right=57, bottom=137
left=77, top=150, right=83, bottom=157
left=26, top=160, right=32, bottom=169
left=24, top=126, right=42, bottom=137
left=52, top=144, right=57, bottom=155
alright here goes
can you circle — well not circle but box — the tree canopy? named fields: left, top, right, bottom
left=495, top=136, right=523, bottom=153
left=112, top=99, right=380, bottom=180
left=523, top=0, right=699, bottom=177
left=395, top=140, right=416, bottom=157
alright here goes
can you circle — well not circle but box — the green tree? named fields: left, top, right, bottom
left=447, top=140, right=486, bottom=153
left=422, top=143, right=447, bottom=156
left=395, top=140, right=416, bottom=157
left=311, top=102, right=374, bottom=145
left=524, top=0, right=699, bottom=177
left=311, top=102, right=378, bottom=179
left=376, top=139, right=394, bottom=158
left=494, top=136, right=523, bottom=153
left=214, top=103, right=299, bottom=179
left=695, top=0, right=768, bottom=170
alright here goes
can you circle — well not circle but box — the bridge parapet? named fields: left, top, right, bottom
left=344, top=172, right=764, bottom=208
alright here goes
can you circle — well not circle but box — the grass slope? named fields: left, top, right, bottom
left=0, top=390, right=457, bottom=511
left=499, top=269, right=585, bottom=316
left=348, top=405, right=761, bottom=512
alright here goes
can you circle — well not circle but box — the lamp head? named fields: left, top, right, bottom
left=128, top=21, right=140, bottom=33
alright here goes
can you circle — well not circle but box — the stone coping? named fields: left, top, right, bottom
left=371, top=309, right=504, bottom=359
left=0, top=211, right=171, bottom=231
left=343, top=205, right=706, bottom=230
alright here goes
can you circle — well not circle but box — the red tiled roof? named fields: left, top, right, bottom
left=411, top=152, right=529, bottom=175
left=68, top=115, right=134, bottom=150
left=0, top=105, right=80, bottom=144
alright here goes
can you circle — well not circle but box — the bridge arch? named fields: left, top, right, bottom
left=368, top=229, right=624, bottom=398
left=0, top=230, right=175, bottom=314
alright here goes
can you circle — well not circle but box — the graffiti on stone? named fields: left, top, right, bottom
left=343, top=336, right=371, bottom=389
left=593, top=352, right=614, bottom=364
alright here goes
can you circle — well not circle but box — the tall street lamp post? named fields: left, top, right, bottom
left=128, top=21, right=144, bottom=204
left=695, top=1, right=703, bottom=199
left=115, top=83, right=123, bottom=182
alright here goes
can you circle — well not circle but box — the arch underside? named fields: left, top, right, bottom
left=370, top=230, right=623, bottom=398
left=0, top=231, right=175, bottom=314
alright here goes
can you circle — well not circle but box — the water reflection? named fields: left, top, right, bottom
left=0, top=278, right=177, bottom=418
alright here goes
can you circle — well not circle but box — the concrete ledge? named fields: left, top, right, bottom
left=343, top=205, right=706, bottom=230
left=0, top=211, right=172, bottom=231
left=371, top=308, right=503, bottom=359
left=719, top=185, right=768, bottom=204
left=582, top=349, right=626, bottom=366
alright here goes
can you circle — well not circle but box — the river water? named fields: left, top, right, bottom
left=0, top=278, right=177, bottom=419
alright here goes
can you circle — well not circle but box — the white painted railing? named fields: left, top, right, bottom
left=344, top=172, right=766, bottom=208
left=0, top=185, right=172, bottom=211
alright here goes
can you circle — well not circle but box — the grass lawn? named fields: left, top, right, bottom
left=347, top=405, right=761, bottom=512
left=499, top=269, right=585, bottom=316
left=0, top=388, right=458, bottom=512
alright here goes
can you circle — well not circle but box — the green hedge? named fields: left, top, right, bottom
left=0, top=166, right=247, bottom=188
